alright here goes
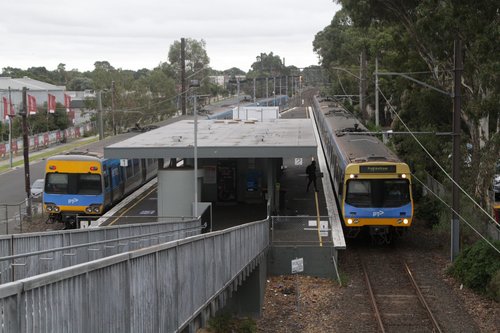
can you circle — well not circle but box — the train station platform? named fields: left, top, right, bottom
left=97, top=104, right=345, bottom=249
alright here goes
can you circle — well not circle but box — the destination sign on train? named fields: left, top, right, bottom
left=360, top=165, right=396, bottom=173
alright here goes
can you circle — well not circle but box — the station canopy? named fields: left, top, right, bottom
left=104, top=119, right=317, bottom=159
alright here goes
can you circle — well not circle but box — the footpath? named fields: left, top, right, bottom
left=0, top=135, right=99, bottom=174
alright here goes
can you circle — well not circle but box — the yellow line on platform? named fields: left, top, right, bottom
left=108, top=186, right=157, bottom=226
left=315, top=191, right=323, bottom=247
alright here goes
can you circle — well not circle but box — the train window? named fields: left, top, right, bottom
left=104, top=170, right=109, bottom=188
left=45, top=173, right=102, bottom=195
left=78, top=174, right=102, bottom=194
left=382, top=179, right=410, bottom=207
left=133, top=159, right=140, bottom=172
left=346, top=180, right=371, bottom=207
left=126, top=163, right=133, bottom=178
left=46, top=173, right=68, bottom=194
left=346, top=179, right=410, bottom=208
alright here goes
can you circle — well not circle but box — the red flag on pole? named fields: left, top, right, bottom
left=48, top=94, right=56, bottom=113
left=64, top=94, right=71, bottom=112
left=28, top=95, right=37, bottom=115
left=2, top=97, right=7, bottom=120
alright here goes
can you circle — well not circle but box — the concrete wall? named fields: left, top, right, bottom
left=267, top=246, right=338, bottom=279
left=158, top=168, right=203, bottom=217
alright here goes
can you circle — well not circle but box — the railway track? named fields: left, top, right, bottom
left=361, top=252, right=442, bottom=333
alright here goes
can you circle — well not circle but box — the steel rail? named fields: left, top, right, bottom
left=362, top=262, right=386, bottom=333
left=403, top=261, right=443, bottom=333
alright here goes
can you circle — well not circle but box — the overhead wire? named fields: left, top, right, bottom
left=111, top=69, right=212, bottom=114
left=412, top=173, right=500, bottom=253
left=377, top=87, right=499, bottom=228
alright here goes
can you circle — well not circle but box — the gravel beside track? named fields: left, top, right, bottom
left=256, top=221, right=499, bottom=333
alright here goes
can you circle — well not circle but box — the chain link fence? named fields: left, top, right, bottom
left=0, top=198, right=45, bottom=235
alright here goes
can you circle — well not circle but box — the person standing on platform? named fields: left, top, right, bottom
left=306, top=160, right=318, bottom=192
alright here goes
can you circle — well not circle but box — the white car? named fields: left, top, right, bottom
left=31, top=179, right=45, bottom=199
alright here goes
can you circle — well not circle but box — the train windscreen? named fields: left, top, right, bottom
left=345, top=179, right=410, bottom=208
left=45, top=173, right=102, bottom=195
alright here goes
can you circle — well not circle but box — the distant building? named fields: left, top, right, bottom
left=208, top=76, right=226, bottom=86
left=0, top=77, right=89, bottom=124
left=208, top=75, right=247, bottom=87
left=0, top=77, right=66, bottom=114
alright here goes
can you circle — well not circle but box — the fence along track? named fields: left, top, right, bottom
left=362, top=258, right=442, bottom=333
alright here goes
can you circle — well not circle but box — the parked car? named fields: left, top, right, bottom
left=31, top=179, right=45, bottom=199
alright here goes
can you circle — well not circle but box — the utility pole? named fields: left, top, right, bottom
left=285, top=75, right=288, bottom=97
left=20, top=87, right=32, bottom=221
left=253, top=77, right=256, bottom=103
left=273, top=76, right=276, bottom=106
left=359, top=50, right=367, bottom=118
left=451, top=37, right=462, bottom=261
left=266, top=77, right=269, bottom=105
left=189, top=80, right=200, bottom=217
left=8, top=87, right=13, bottom=168
left=375, top=56, right=380, bottom=127
left=181, top=38, right=186, bottom=116
left=97, top=90, right=104, bottom=140
left=237, top=77, right=240, bottom=118
left=111, top=81, right=116, bottom=135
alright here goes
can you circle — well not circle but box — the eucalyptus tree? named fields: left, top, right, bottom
left=316, top=0, right=499, bottom=222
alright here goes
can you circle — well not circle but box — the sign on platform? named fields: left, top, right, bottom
left=291, top=258, right=304, bottom=274
left=120, top=159, right=128, bottom=167
left=306, top=220, right=330, bottom=237
left=295, top=158, right=303, bottom=166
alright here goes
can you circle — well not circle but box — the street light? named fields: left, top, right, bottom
left=189, top=80, right=200, bottom=217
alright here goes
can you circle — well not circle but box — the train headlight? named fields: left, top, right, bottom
left=86, top=205, right=101, bottom=214
left=403, top=218, right=409, bottom=225
left=349, top=174, right=355, bottom=179
left=354, top=219, right=359, bottom=224
left=46, top=206, right=53, bottom=212
left=347, top=218, right=353, bottom=225
left=401, top=174, right=407, bottom=179
left=53, top=206, right=60, bottom=213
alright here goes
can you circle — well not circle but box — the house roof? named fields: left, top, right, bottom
left=0, top=77, right=65, bottom=91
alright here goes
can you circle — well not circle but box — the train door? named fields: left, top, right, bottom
left=141, top=159, right=147, bottom=182
left=102, top=166, right=112, bottom=206
left=107, top=167, right=114, bottom=204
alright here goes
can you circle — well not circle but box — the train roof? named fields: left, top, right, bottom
left=319, top=102, right=400, bottom=164
left=46, top=152, right=103, bottom=162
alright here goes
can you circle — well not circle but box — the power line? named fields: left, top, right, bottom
left=412, top=173, right=500, bottom=253
left=378, top=87, right=499, bottom=227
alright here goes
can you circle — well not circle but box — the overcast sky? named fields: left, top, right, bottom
left=0, top=0, right=340, bottom=73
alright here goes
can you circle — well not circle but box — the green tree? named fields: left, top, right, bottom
left=67, top=76, right=94, bottom=91
left=168, top=38, right=210, bottom=83
left=315, top=0, right=499, bottom=213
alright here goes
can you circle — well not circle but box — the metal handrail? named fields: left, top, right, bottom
left=0, top=222, right=205, bottom=263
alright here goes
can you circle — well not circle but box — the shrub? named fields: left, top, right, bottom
left=448, top=240, right=500, bottom=300
left=487, top=269, right=500, bottom=302
left=414, top=195, right=443, bottom=227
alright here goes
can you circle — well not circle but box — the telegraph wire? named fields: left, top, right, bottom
left=412, top=173, right=500, bottom=253
left=378, top=87, right=499, bottom=227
